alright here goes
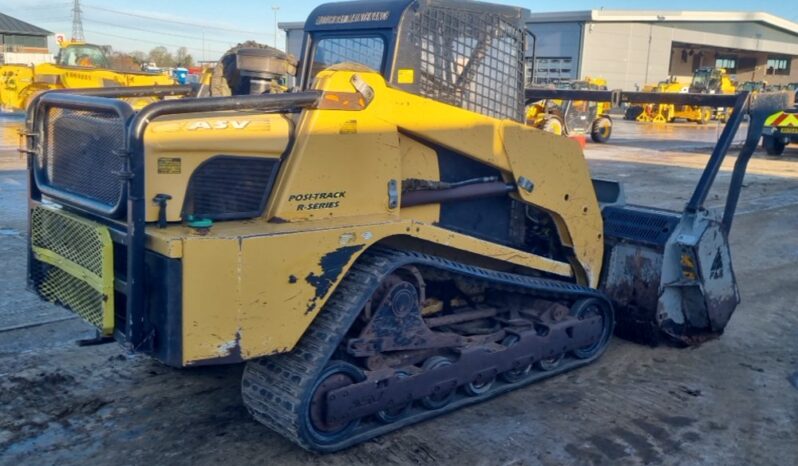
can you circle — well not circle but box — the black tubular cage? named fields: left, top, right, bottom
left=406, top=2, right=526, bottom=120
left=25, top=86, right=322, bottom=350
left=302, top=0, right=528, bottom=121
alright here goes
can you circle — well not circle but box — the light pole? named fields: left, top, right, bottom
left=272, top=6, right=280, bottom=49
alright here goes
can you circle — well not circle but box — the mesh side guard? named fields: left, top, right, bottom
left=30, top=205, right=114, bottom=334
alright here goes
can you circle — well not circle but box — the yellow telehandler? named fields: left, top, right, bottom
left=526, top=77, right=613, bottom=142
left=0, top=41, right=175, bottom=112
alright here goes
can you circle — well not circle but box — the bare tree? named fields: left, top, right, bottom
left=148, top=46, right=175, bottom=67
left=175, top=47, right=194, bottom=67
left=129, top=50, right=147, bottom=65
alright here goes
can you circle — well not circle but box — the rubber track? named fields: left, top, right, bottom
left=241, top=247, right=612, bottom=451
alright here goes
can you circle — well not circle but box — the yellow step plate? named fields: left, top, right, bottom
left=30, top=205, right=115, bottom=335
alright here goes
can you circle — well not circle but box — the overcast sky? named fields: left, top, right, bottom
left=3, top=0, right=794, bottom=62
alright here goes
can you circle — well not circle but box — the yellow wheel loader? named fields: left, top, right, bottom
left=0, top=42, right=175, bottom=112
left=22, top=0, right=789, bottom=452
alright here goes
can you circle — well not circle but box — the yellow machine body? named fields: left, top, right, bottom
left=130, top=69, right=603, bottom=365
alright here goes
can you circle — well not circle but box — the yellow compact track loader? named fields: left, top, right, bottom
left=23, top=0, right=790, bottom=452
left=0, top=42, right=176, bottom=112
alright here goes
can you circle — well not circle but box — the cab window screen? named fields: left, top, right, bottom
left=311, top=37, right=385, bottom=78
left=59, top=46, right=110, bottom=68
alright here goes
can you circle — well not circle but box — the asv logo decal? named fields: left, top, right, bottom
left=186, top=120, right=251, bottom=130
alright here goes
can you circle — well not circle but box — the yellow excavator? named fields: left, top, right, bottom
left=22, top=0, right=788, bottom=452
left=0, top=40, right=175, bottom=112
left=626, top=68, right=736, bottom=124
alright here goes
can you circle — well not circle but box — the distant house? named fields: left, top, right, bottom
left=0, top=11, right=53, bottom=65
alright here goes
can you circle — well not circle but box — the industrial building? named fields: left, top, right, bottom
left=0, top=11, right=52, bottom=65
left=281, top=9, right=798, bottom=91
left=528, top=10, right=798, bottom=90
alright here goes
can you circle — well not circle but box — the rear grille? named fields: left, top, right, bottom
left=30, top=206, right=115, bottom=334
left=603, top=206, right=680, bottom=247
left=38, top=107, right=127, bottom=209
left=183, top=156, right=280, bottom=220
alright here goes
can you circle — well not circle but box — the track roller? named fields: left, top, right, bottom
left=420, top=356, right=457, bottom=409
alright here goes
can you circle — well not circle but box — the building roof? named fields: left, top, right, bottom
left=0, top=11, right=51, bottom=36
left=283, top=10, right=798, bottom=36
left=278, top=21, right=305, bottom=32
left=527, top=10, right=798, bottom=35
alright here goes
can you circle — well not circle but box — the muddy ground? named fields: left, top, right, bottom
left=0, top=116, right=796, bottom=465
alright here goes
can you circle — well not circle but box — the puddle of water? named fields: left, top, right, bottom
left=0, top=228, right=21, bottom=236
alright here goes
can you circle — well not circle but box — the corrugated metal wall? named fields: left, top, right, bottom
left=580, top=22, right=672, bottom=91
left=534, top=20, right=798, bottom=90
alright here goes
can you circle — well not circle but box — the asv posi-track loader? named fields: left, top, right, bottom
left=23, top=0, right=789, bottom=452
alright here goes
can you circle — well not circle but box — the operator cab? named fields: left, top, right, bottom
left=690, top=67, right=723, bottom=94
left=56, top=44, right=110, bottom=69
left=739, top=81, right=766, bottom=93
left=299, top=0, right=529, bottom=122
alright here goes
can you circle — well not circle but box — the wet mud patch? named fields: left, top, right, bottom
left=0, top=368, right=107, bottom=451
left=564, top=413, right=703, bottom=464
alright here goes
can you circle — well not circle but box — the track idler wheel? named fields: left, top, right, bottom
left=499, top=334, right=532, bottom=383
left=570, top=298, right=614, bottom=359
left=420, top=356, right=456, bottom=409
left=306, top=361, right=365, bottom=445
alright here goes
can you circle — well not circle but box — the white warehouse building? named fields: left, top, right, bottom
left=280, top=9, right=798, bottom=91
left=527, top=10, right=798, bottom=90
